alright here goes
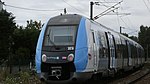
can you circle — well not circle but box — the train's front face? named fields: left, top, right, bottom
left=36, top=14, right=89, bottom=81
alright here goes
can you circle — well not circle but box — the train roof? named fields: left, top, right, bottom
left=48, top=14, right=142, bottom=49
left=48, top=14, right=82, bottom=26
left=86, top=16, right=141, bottom=48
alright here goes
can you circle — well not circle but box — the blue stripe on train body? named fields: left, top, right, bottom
left=74, top=17, right=88, bottom=72
left=35, top=20, right=49, bottom=73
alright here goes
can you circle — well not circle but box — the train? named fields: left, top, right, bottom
left=35, top=14, right=145, bottom=82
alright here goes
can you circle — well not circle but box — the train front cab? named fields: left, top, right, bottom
left=35, top=14, right=93, bottom=82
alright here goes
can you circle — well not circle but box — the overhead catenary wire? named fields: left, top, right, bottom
left=119, top=16, right=130, bottom=29
left=62, top=0, right=81, bottom=12
left=3, top=3, right=63, bottom=11
left=97, top=0, right=120, bottom=7
left=1, top=1, right=64, bottom=26
left=96, top=1, right=112, bottom=7
left=116, top=9, right=121, bottom=29
left=99, top=0, right=130, bottom=16
left=142, top=0, right=150, bottom=13
left=62, top=0, right=89, bottom=17
left=94, top=7, right=120, bottom=20
left=126, top=17, right=135, bottom=30
left=95, top=0, right=138, bottom=36
left=102, top=0, right=138, bottom=33
left=118, top=16, right=139, bottom=33
left=98, top=1, right=130, bottom=16
left=93, top=0, right=123, bottom=20
left=98, top=1, right=120, bottom=3
left=118, top=0, right=139, bottom=32
left=116, top=0, right=139, bottom=33
left=94, top=1, right=129, bottom=28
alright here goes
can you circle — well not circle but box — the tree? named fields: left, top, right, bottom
left=24, top=20, right=41, bottom=60
left=122, top=33, right=138, bottom=42
left=122, top=33, right=129, bottom=37
left=13, top=20, right=41, bottom=65
left=129, top=36, right=138, bottom=42
left=138, top=25, right=150, bottom=58
left=0, top=10, right=16, bottom=63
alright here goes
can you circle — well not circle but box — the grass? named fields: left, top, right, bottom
left=0, top=68, right=41, bottom=84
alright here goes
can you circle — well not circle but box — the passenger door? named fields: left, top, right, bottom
left=92, top=31, right=99, bottom=69
left=126, top=40, right=132, bottom=66
left=106, top=32, right=116, bottom=69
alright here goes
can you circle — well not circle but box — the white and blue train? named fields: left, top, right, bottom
left=35, top=14, right=145, bottom=82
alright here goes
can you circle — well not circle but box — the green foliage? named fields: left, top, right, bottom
left=138, top=25, right=150, bottom=58
left=12, top=20, right=41, bottom=65
left=3, top=71, right=41, bottom=84
left=139, top=25, right=150, bottom=46
left=129, top=36, right=138, bottom=42
left=13, top=47, right=30, bottom=65
left=122, top=33, right=138, bottom=42
left=122, top=33, right=129, bottom=37
left=0, top=10, right=16, bottom=63
left=0, top=9, right=41, bottom=65
left=0, top=67, right=9, bottom=82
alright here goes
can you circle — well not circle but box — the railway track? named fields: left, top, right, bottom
left=86, top=67, right=149, bottom=84
left=110, top=68, right=149, bottom=84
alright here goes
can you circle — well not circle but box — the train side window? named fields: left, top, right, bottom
left=137, top=48, right=139, bottom=57
left=134, top=45, right=136, bottom=58
left=124, top=40, right=128, bottom=58
left=114, top=34, right=121, bottom=59
left=135, top=47, right=137, bottom=58
left=92, top=32, right=95, bottom=43
left=132, top=44, right=136, bottom=59
left=131, top=44, right=134, bottom=58
left=98, top=32, right=108, bottom=58
left=127, top=41, right=132, bottom=58
left=120, top=38, right=123, bottom=59
left=116, top=39, right=122, bottom=58
left=97, top=33, right=103, bottom=58
left=120, top=37, right=128, bottom=58
left=134, top=45, right=137, bottom=59
left=112, top=35, right=117, bottom=59
left=138, top=48, right=141, bottom=58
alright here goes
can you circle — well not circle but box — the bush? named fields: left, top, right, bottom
left=1, top=71, right=41, bottom=84
left=0, top=67, right=9, bottom=82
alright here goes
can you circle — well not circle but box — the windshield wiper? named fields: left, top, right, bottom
left=46, top=35, right=57, bottom=47
left=46, top=35, right=61, bottom=50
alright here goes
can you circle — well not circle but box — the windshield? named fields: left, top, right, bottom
left=44, top=26, right=77, bottom=46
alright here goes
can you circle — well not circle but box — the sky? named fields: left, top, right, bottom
left=1, top=0, right=150, bottom=36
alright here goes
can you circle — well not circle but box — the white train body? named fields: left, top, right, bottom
left=35, top=14, right=145, bottom=82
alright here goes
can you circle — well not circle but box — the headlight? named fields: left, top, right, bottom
left=68, top=54, right=74, bottom=61
left=42, top=54, right=47, bottom=62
